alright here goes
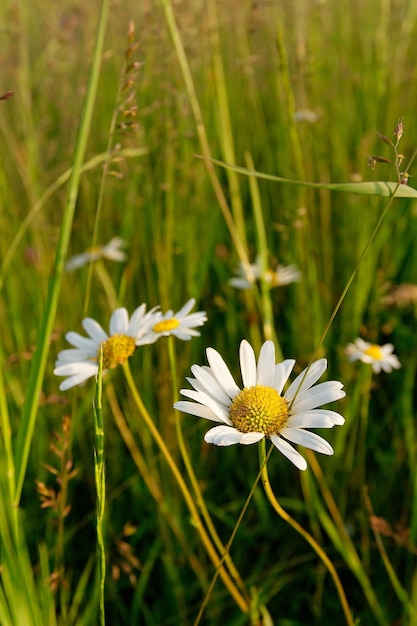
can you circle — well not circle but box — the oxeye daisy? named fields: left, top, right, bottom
left=345, top=338, right=401, bottom=374
left=229, top=257, right=301, bottom=290
left=65, top=237, right=127, bottom=272
left=174, top=340, right=345, bottom=471
left=54, top=304, right=159, bottom=390
left=139, top=298, right=207, bottom=344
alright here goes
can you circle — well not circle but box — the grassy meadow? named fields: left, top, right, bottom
left=2, top=0, right=417, bottom=624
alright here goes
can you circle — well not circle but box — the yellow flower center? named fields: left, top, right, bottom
left=364, top=344, right=383, bottom=361
left=100, top=334, right=136, bottom=369
left=86, top=245, right=102, bottom=254
left=152, top=318, right=180, bottom=333
left=264, top=269, right=276, bottom=286
left=230, top=385, right=289, bottom=436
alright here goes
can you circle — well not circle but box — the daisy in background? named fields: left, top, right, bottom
left=229, top=256, right=301, bottom=290
left=54, top=304, right=159, bottom=390
left=139, top=298, right=208, bottom=344
left=65, top=237, right=127, bottom=272
left=345, top=338, right=401, bottom=374
left=174, top=340, right=345, bottom=471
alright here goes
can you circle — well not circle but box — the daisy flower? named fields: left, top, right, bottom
left=65, top=237, right=127, bottom=272
left=229, top=257, right=301, bottom=290
left=54, top=304, right=159, bottom=390
left=174, top=340, right=345, bottom=471
left=138, top=298, right=208, bottom=344
left=345, top=338, right=401, bottom=374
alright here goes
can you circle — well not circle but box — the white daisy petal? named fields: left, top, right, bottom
left=239, top=340, right=257, bottom=388
left=206, top=348, right=240, bottom=398
left=59, top=372, right=95, bottom=391
left=54, top=361, right=98, bottom=377
left=274, top=359, right=295, bottom=394
left=109, top=308, right=129, bottom=335
left=287, top=413, right=335, bottom=429
left=290, top=382, right=346, bottom=412
left=178, top=389, right=231, bottom=423
left=55, top=348, right=96, bottom=363
left=64, top=332, right=99, bottom=352
left=56, top=361, right=99, bottom=390
left=285, top=359, right=327, bottom=398
left=270, top=435, right=307, bottom=470
left=280, top=428, right=334, bottom=456
left=82, top=318, right=108, bottom=343
left=285, top=359, right=328, bottom=400
left=190, top=364, right=232, bottom=406
left=173, top=401, right=224, bottom=423
left=287, top=410, right=345, bottom=428
left=176, top=298, right=196, bottom=318
left=204, top=425, right=247, bottom=446
left=256, top=341, right=275, bottom=387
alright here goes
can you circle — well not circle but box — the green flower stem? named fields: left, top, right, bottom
left=94, top=350, right=106, bottom=626
left=122, top=361, right=250, bottom=615
left=13, top=0, right=110, bottom=506
left=259, top=440, right=355, bottom=626
left=167, top=337, right=249, bottom=601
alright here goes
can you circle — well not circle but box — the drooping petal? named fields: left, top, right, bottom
left=239, top=340, right=257, bottom=388
left=270, top=435, right=307, bottom=470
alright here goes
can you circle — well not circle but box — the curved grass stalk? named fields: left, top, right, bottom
left=259, top=440, right=355, bottom=626
left=122, top=361, right=250, bottom=616
left=167, top=336, right=249, bottom=602
left=200, top=156, right=417, bottom=198
left=93, top=350, right=106, bottom=626
left=13, top=0, right=110, bottom=506
left=304, top=452, right=388, bottom=626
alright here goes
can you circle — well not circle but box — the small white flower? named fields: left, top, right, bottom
left=65, top=237, right=127, bottom=272
left=174, top=340, right=345, bottom=471
left=54, top=304, right=159, bottom=390
left=294, top=108, right=320, bottom=123
left=345, top=338, right=401, bottom=374
left=139, top=298, right=208, bottom=344
left=229, top=257, right=301, bottom=290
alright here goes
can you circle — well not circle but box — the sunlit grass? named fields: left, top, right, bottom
left=1, top=0, right=417, bottom=624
